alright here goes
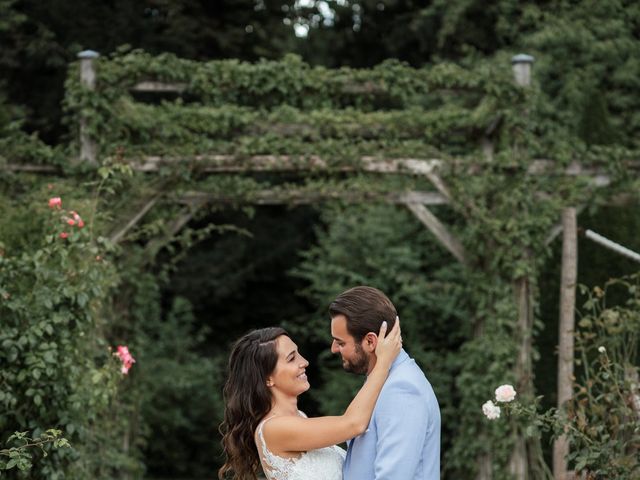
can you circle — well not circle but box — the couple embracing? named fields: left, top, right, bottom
left=219, top=286, right=441, bottom=480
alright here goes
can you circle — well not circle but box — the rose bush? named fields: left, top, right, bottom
left=482, top=277, right=640, bottom=479
left=0, top=191, right=139, bottom=478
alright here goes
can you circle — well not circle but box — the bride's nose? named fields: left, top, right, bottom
left=300, top=356, right=309, bottom=368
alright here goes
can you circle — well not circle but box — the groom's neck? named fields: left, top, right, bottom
left=366, top=354, right=377, bottom=375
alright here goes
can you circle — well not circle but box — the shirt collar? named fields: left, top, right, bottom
left=390, top=348, right=409, bottom=372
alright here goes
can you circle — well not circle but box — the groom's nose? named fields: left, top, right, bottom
left=330, top=340, right=339, bottom=354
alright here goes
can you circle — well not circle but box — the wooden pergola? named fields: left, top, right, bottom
left=5, top=51, right=639, bottom=480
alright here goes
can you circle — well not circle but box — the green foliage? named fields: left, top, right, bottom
left=577, top=88, right=616, bottom=147
left=0, top=0, right=298, bottom=141
left=135, top=296, right=224, bottom=476
left=62, top=49, right=525, bottom=161
left=117, top=269, right=227, bottom=478
left=0, top=121, right=63, bottom=166
left=493, top=275, right=640, bottom=479
left=444, top=283, right=521, bottom=479
left=568, top=278, right=640, bottom=478
left=0, top=429, right=70, bottom=472
left=298, top=0, right=541, bottom=67
left=525, top=0, right=640, bottom=148
left=0, top=186, right=140, bottom=478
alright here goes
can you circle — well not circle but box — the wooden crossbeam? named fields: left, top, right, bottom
left=1, top=164, right=60, bottom=173
left=131, top=155, right=443, bottom=175
left=132, top=81, right=187, bottom=92
left=177, top=189, right=447, bottom=206
left=4, top=157, right=636, bottom=184
left=130, top=80, right=408, bottom=96
left=526, top=160, right=623, bottom=186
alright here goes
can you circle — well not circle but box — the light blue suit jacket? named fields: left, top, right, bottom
left=343, top=349, right=440, bottom=480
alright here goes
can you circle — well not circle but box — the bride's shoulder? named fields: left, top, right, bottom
left=259, top=411, right=306, bottom=434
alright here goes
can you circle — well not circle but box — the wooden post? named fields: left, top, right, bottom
left=509, top=53, right=535, bottom=480
left=554, top=207, right=577, bottom=480
left=510, top=273, right=534, bottom=480
left=77, top=50, right=99, bottom=165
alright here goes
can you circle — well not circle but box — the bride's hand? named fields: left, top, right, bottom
left=374, top=317, right=402, bottom=371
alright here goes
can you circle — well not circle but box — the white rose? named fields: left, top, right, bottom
left=598, top=346, right=606, bottom=354
left=495, top=384, right=517, bottom=403
left=482, top=400, right=501, bottom=420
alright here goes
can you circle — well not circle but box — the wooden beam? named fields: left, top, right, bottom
left=131, top=155, right=443, bottom=175
left=3, top=157, right=638, bottom=186
left=109, top=195, right=161, bottom=244
left=405, top=203, right=466, bottom=263
left=132, top=81, right=187, bottom=92
left=0, top=164, right=60, bottom=173
left=143, top=198, right=207, bottom=258
left=130, top=156, right=638, bottom=181
left=178, top=189, right=447, bottom=206
left=526, top=159, right=640, bottom=186
left=128, top=80, right=399, bottom=96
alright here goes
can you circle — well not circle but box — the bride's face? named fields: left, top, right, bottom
left=267, top=335, right=310, bottom=397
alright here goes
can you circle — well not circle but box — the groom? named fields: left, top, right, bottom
left=329, top=286, right=441, bottom=479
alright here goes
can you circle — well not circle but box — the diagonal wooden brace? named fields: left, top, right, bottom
left=405, top=202, right=466, bottom=264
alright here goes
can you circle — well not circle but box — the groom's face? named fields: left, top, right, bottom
left=330, top=314, right=370, bottom=375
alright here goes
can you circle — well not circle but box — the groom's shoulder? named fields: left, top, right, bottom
left=386, top=355, right=430, bottom=391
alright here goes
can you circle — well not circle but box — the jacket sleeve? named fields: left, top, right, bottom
left=373, top=379, right=430, bottom=479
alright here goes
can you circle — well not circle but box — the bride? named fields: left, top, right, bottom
left=218, top=320, right=401, bottom=480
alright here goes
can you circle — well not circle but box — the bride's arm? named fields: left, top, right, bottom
left=262, top=319, right=401, bottom=453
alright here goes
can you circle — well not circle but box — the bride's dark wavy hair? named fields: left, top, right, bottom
left=218, top=327, right=288, bottom=480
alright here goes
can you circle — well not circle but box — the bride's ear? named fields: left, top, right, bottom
left=362, top=332, right=377, bottom=353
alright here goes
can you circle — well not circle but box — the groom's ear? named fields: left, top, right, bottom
left=362, top=332, right=378, bottom=353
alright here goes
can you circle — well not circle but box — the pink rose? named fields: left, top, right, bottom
left=70, top=211, right=84, bottom=228
left=59, top=232, right=69, bottom=239
left=116, top=345, right=136, bottom=374
left=495, top=384, right=517, bottom=403
left=48, top=197, right=62, bottom=209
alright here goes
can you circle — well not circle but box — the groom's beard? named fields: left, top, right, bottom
left=342, top=343, right=369, bottom=375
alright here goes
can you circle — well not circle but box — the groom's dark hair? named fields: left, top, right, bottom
left=329, top=286, right=397, bottom=343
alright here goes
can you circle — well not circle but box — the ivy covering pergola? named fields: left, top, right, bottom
left=4, top=48, right=638, bottom=479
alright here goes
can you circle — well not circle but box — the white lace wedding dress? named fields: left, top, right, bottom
left=256, top=414, right=346, bottom=480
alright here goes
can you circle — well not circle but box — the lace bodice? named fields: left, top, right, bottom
left=256, top=414, right=346, bottom=480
